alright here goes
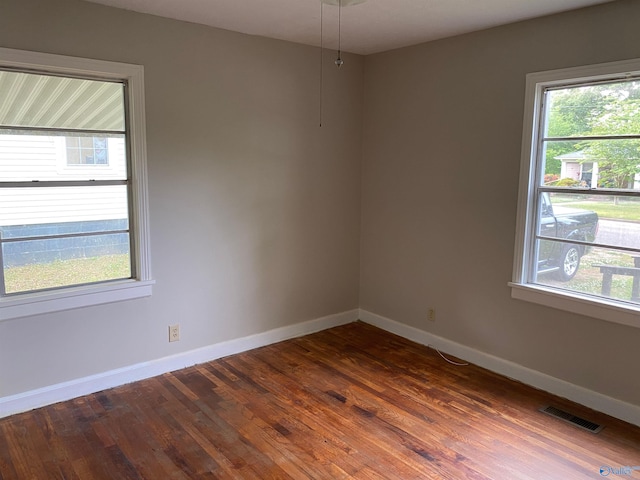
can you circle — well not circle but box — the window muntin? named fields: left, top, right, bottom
left=514, top=62, right=640, bottom=323
left=0, top=70, right=134, bottom=296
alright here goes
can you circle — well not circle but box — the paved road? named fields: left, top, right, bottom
left=596, top=219, right=640, bottom=249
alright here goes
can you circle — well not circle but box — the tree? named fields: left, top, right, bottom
left=581, top=96, right=640, bottom=189
left=544, top=81, right=640, bottom=189
left=544, top=85, right=607, bottom=176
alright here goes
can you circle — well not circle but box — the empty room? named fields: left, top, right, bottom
left=1, top=0, right=640, bottom=478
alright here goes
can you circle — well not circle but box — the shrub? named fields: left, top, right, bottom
left=554, top=177, right=581, bottom=187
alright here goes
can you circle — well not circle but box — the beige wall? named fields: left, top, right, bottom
left=361, top=0, right=640, bottom=407
left=0, top=0, right=363, bottom=396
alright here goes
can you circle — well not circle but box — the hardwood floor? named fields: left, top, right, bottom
left=1, top=321, right=639, bottom=479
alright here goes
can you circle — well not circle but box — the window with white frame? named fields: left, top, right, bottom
left=0, top=47, right=152, bottom=320
left=65, top=136, right=110, bottom=165
left=512, top=59, right=640, bottom=328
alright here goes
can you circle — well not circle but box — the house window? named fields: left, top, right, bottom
left=511, top=58, right=640, bottom=328
left=0, top=47, right=152, bottom=320
left=66, top=136, right=109, bottom=165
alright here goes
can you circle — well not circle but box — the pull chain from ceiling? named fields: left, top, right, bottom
left=320, top=0, right=324, bottom=127
left=335, top=0, right=344, bottom=67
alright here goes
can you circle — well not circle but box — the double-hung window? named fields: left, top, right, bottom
left=512, top=58, right=640, bottom=328
left=0, top=47, right=152, bottom=320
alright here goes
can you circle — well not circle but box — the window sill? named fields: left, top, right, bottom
left=0, top=279, right=154, bottom=321
left=509, top=282, right=640, bottom=329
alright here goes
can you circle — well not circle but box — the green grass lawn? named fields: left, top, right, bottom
left=538, top=248, right=638, bottom=302
left=552, top=196, right=640, bottom=221
left=4, top=254, right=131, bottom=294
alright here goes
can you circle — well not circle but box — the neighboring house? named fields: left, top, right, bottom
left=556, top=150, right=640, bottom=189
left=556, top=151, right=599, bottom=188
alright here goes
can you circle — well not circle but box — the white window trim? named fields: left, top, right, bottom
left=0, top=47, right=153, bottom=321
left=511, top=57, right=640, bottom=329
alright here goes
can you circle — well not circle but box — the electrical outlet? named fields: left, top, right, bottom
left=428, top=308, right=436, bottom=322
left=169, top=324, right=180, bottom=342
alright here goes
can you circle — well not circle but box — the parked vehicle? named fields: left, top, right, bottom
left=537, top=193, right=599, bottom=281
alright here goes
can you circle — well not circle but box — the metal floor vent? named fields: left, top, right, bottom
left=539, top=405, right=604, bottom=433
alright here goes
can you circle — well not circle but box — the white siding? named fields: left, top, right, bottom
left=0, top=135, right=127, bottom=226
left=0, top=135, right=58, bottom=180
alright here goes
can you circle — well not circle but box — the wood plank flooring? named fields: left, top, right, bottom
left=1, top=321, right=639, bottom=479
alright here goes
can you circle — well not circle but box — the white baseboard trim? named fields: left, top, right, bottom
left=358, top=309, right=640, bottom=428
left=0, top=309, right=358, bottom=419
left=6, top=307, right=638, bottom=428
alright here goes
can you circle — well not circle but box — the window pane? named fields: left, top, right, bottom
left=2, top=234, right=131, bottom=294
left=541, top=139, right=640, bottom=190
left=0, top=70, right=125, bottom=131
left=534, top=191, right=640, bottom=300
left=94, top=149, right=108, bottom=164
left=66, top=147, right=81, bottom=165
left=536, top=191, right=599, bottom=242
left=535, top=245, right=640, bottom=305
left=0, top=219, right=129, bottom=240
left=1, top=132, right=125, bottom=180
left=544, top=80, right=640, bottom=138
left=94, top=137, right=107, bottom=149
left=538, top=192, right=640, bottom=250
left=0, top=185, right=129, bottom=231
left=80, top=147, right=95, bottom=164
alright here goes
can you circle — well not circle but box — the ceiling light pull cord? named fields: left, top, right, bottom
left=320, top=0, right=323, bottom=127
left=335, top=0, right=344, bottom=67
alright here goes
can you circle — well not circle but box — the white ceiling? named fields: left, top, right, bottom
left=83, top=0, right=614, bottom=55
